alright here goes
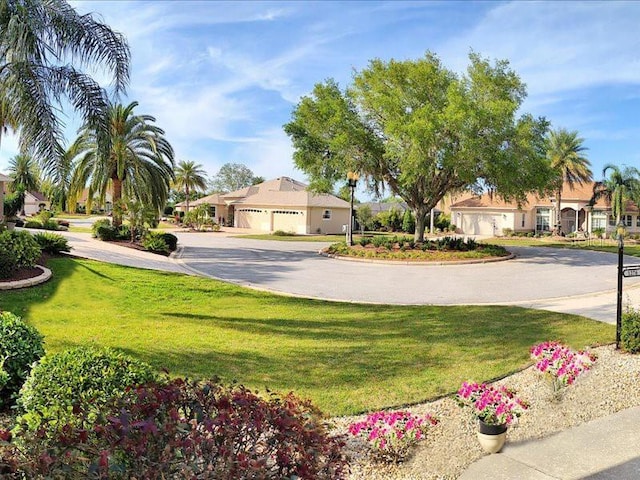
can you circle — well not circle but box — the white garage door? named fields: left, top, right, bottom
left=273, top=210, right=304, bottom=233
left=461, top=213, right=501, bottom=236
left=236, top=209, right=268, bottom=230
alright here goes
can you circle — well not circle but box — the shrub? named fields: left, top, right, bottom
left=349, top=410, right=437, bottom=463
left=434, top=213, right=450, bottom=231
left=142, top=232, right=169, bottom=254
left=18, top=346, right=156, bottom=434
left=160, top=232, right=178, bottom=251
left=0, top=250, right=18, bottom=279
left=23, top=220, right=43, bottom=229
left=0, top=312, right=45, bottom=407
left=12, top=379, right=348, bottom=479
left=33, top=232, right=71, bottom=254
left=502, top=228, right=513, bottom=237
left=0, top=230, right=41, bottom=268
left=272, top=230, right=294, bottom=236
left=622, top=306, right=640, bottom=353
left=401, top=209, right=415, bottom=234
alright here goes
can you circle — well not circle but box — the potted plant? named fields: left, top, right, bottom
left=456, top=382, right=528, bottom=453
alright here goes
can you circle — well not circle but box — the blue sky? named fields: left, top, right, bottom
left=2, top=1, right=640, bottom=194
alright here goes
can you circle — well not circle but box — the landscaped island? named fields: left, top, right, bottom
left=324, top=236, right=510, bottom=262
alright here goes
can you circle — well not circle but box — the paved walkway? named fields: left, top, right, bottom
left=57, top=229, right=640, bottom=478
left=459, top=406, right=640, bottom=479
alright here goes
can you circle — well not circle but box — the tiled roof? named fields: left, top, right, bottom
left=0, top=173, right=12, bottom=182
left=27, top=191, right=48, bottom=201
left=451, top=182, right=632, bottom=211
left=224, top=177, right=349, bottom=209
left=175, top=193, right=225, bottom=208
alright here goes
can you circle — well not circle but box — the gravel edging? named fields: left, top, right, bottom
left=331, top=344, right=640, bottom=479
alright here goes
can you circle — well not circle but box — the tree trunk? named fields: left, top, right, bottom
left=555, top=190, right=562, bottom=235
left=112, top=177, right=123, bottom=227
left=414, top=207, right=429, bottom=242
left=185, top=185, right=190, bottom=214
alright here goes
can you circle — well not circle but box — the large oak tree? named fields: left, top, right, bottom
left=285, top=52, right=552, bottom=241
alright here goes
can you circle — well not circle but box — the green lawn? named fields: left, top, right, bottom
left=489, top=237, right=640, bottom=258
left=1, top=257, right=614, bottom=416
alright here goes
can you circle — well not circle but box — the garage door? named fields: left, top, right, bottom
left=236, top=209, right=268, bottom=230
left=461, top=213, right=501, bottom=236
left=273, top=210, right=304, bottom=233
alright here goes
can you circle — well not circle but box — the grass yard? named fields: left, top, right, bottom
left=490, top=236, right=640, bottom=258
left=0, top=257, right=614, bottom=416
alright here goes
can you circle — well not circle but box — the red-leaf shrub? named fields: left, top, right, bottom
left=12, top=378, right=348, bottom=479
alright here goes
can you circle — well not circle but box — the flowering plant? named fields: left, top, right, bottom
left=456, top=382, right=528, bottom=426
left=348, top=410, right=438, bottom=462
left=531, top=341, right=596, bottom=393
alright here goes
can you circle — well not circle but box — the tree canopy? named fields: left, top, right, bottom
left=209, top=163, right=263, bottom=193
left=70, top=101, right=175, bottom=226
left=284, top=52, right=552, bottom=240
left=0, top=0, right=130, bottom=170
left=592, top=164, right=640, bottom=225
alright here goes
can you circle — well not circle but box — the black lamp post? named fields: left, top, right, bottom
left=616, top=221, right=626, bottom=349
left=347, top=171, right=359, bottom=246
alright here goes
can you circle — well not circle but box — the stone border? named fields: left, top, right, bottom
left=0, top=266, right=52, bottom=290
left=318, top=250, right=515, bottom=266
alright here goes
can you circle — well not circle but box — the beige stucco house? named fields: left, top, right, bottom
left=23, top=191, right=50, bottom=215
left=177, top=177, right=350, bottom=234
left=451, top=182, right=635, bottom=236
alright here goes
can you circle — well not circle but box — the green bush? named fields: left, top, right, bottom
left=0, top=312, right=45, bottom=406
left=24, top=220, right=43, bottom=229
left=160, top=232, right=178, bottom=251
left=18, top=346, right=157, bottom=434
left=91, top=218, right=112, bottom=236
left=622, top=307, right=640, bottom=354
left=33, top=232, right=71, bottom=254
left=0, top=249, right=18, bottom=279
left=402, top=209, right=415, bottom=234
left=142, top=232, right=169, bottom=253
left=0, top=230, right=41, bottom=268
left=434, top=213, right=451, bottom=231
left=272, top=230, right=295, bottom=236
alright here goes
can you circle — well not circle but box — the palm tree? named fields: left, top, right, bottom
left=0, top=0, right=129, bottom=169
left=43, top=137, right=87, bottom=212
left=7, top=153, right=40, bottom=215
left=592, top=164, right=640, bottom=227
left=173, top=161, right=208, bottom=213
left=547, top=128, right=592, bottom=234
left=71, top=101, right=175, bottom=226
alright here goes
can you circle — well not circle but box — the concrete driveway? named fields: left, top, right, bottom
left=173, top=232, right=640, bottom=323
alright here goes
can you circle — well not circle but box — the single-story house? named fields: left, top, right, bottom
left=179, top=177, right=350, bottom=234
left=23, top=191, right=50, bottom=216
left=0, top=173, right=11, bottom=221
left=174, top=193, right=229, bottom=223
left=450, top=182, right=636, bottom=236
left=75, top=189, right=113, bottom=214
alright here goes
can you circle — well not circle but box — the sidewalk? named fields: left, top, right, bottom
left=459, top=406, right=640, bottom=479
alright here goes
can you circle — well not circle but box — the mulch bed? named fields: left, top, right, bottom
left=0, top=266, right=43, bottom=283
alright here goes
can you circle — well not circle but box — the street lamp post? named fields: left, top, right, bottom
left=616, top=221, right=625, bottom=349
left=347, top=171, right=359, bottom=246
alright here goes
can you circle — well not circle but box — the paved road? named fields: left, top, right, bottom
left=173, top=232, right=640, bottom=323
left=55, top=229, right=640, bottom=324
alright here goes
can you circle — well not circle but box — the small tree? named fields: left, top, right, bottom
left=402, top=209, right=415, bottom=234
left=356, top=205, right=374, bottom=233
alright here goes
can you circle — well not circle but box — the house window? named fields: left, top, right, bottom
left=535, top=208, right=551, bottom=231
left=637, top=216, right=640, bottom=228
left=592, top=210, right=607, bottom=230
left=521, top=214, right=525, bottom=228
left=609, top=215, right=616, bottom=226
left=624, top=215, right=633, bottom=227
left=208, top=206, right=216, bottom=219
left=322, top=209, right=331, bottom=220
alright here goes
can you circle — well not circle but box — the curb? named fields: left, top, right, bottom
left=318, top=250, right=516, bottom=266
left=0, top=266, right=52, bottom=290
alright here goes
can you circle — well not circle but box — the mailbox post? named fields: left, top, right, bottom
left=616, top=224, right=624, bottom=349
